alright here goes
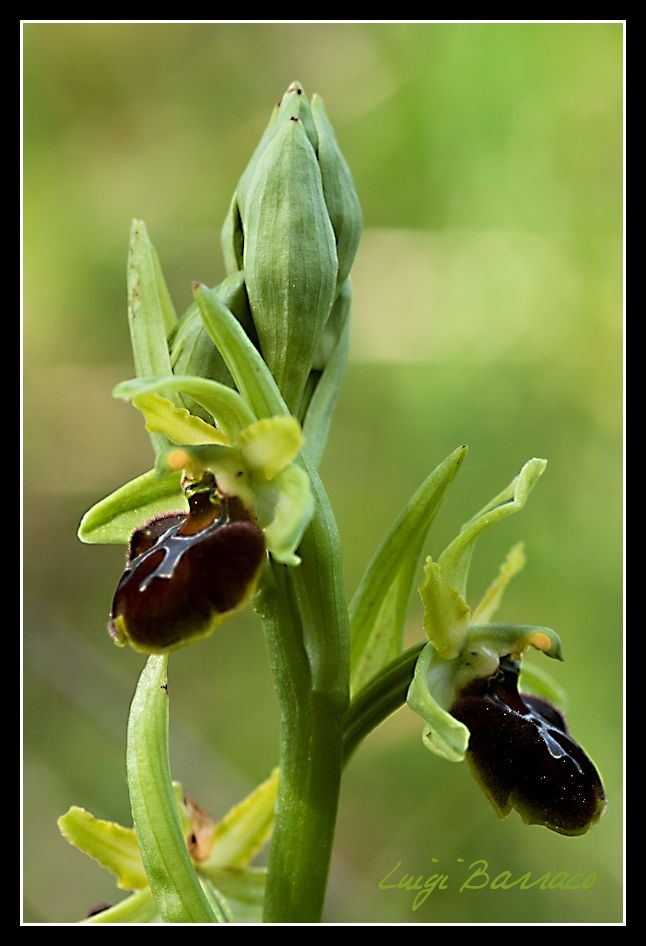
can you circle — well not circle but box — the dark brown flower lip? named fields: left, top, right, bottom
left=109, top=488, right=266, bottom=653
left=450, top=656, right=606, bottom=836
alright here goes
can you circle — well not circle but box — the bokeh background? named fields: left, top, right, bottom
left=23, top=22, right=623, bottom=923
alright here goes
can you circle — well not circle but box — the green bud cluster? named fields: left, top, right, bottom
left=222, top=81, right=362, bottom=416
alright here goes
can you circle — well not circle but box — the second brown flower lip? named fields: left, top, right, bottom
left=450, top=656, right=606, bottom=837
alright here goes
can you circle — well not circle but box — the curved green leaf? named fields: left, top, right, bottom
left=350, top=445, right=467, bottom=695
left=127, top=656, right=218, bottom=923
left=199, top=868, right=266, bottom=923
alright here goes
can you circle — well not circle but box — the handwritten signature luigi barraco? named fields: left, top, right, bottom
left=378, top=859, right=598, bottom=912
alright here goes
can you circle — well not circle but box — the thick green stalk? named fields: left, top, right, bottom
left=257, top=466, right=349, bottom=923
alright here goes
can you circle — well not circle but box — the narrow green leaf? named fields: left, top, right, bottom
left=127, top=656, right=218, bottom=923
left=439, top=458, right=547, bottom=599
left=203, top=768, right=278, bottom=871
left=350, top=445, right=468, bottom=695
left=303, top=285, right=351, bottom=468
left=194, top=281, right=287, bottom=420
left=126, top=219, right=179, bottom=456
left=78, top=469, right=185, bottom=545
left=81, top=889, right=160, bottom=924
left=114, top=375, right=256, bottom=443
left=406, top=642, right=470, bottom=763
left=57, top=806, right=147, bottom=891
left=198, top=868, right=266, bottom=923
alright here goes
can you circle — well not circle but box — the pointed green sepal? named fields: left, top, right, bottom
left=132, top=394, right=229, bottom=446
left=256, top=464, right=314, bottom=565
left=114, top=375, right=256, bottom=443
left=419, top=557, right=471, bottom=660
left=519, top=659, right=568, bottom=709
left=57, top=807, right=147, bottom=891
left=406, top=642, right=470, bottom=763
left=203, top=768, right=279, bottom=870
left=78, top=469, right=185, bottom=545
left=439, top=458, right=547, bottom=599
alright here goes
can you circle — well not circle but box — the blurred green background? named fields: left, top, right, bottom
left=23, top=23, right=622, bottom=923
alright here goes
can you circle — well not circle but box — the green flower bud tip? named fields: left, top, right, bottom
left=109, top=476, right=266, bottom=654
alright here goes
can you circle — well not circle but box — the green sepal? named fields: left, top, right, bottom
left=203, top=768, right=279, bottom=870
left=256, top=463, right=314, bottom=565
left=78, top=469, right=185, bottom=545
left=406, top=642, right=470, bottom=762
left=194, top=281, right=287, bottom=421
left=243, top=114, right=338, bottom=413
left=519, top=659, right=568, bottom=710
left=198, top=868, right=266, bottom=924
left=57, top=806, right=147, bottom=891
left=81, top=889, right=160, bottom=924
left=419, top=557, right=471, bottom=660
left=350, top=445, right=467, bottom=695
left=127, top=655, right=219, bottom=923
left=311, top=95, right=362, bottom=287
left=114, top=374, right=256, bottom=443
left=438, top=458, right=547, bottom=599
left=132, top=394, right=229, bottom=446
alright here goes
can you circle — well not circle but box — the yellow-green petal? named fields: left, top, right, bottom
left=57, top=806, right=147, bottom=891
left=255, top=464, right=314, bottom=565
left=471, top=541, right=526, bottom=625
left=132, top=394, right=230, bottom=447
left=237, top=416, right=304, bottom=481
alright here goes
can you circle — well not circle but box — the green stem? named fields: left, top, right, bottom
left=257, top=466, right=349, bottom=923
left=343, top=642, right=425, bottom=763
